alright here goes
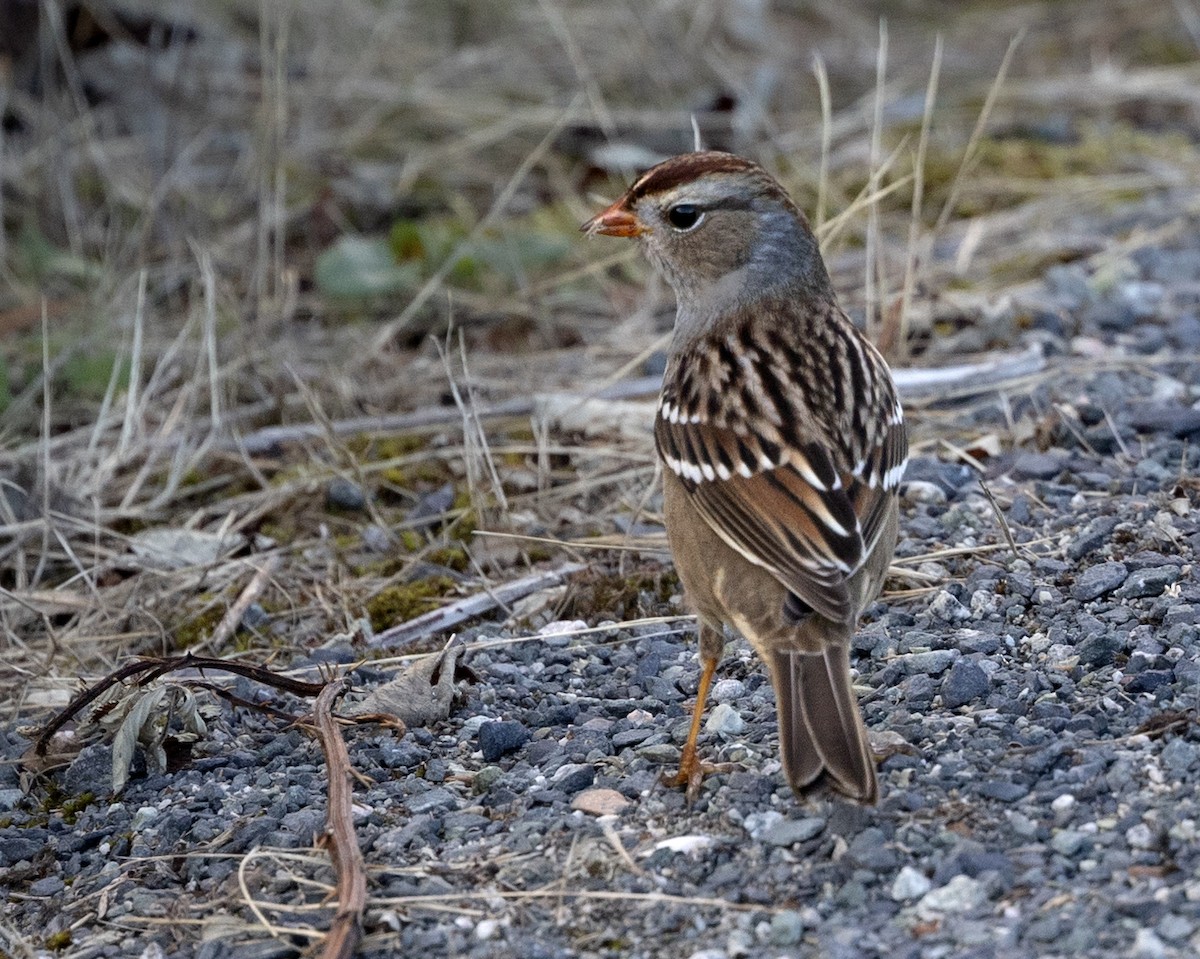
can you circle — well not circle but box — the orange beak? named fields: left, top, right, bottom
left=581, top=199, right=647, bottom=238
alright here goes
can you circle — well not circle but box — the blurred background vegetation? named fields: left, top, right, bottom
left=1, top=0, right=1199, bottom=659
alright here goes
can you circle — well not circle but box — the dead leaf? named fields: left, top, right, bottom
left=343, top=636, right=463, bottom=728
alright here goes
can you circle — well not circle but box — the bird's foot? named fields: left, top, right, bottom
left=662, top=756, right=737, bottom=802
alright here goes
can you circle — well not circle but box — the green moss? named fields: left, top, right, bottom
left=172, top=604, right=228, bottom=650
left=365, top=576, right=456, bottom=631
left=563, top=568, right=680, bottom=621
left=447, top=506, right=477, bottom=543
left=427, top=544, right=469, bottom=572
left=347, top=433, right=428, bottom=459
left=45, top=931, right=72, bottom=952
left=56, top=792, right=96, bottom=824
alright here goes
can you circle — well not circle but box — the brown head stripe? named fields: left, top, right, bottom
left=626, top=151, right=798, bottom=216
left=628, top=151, right=766, bottom=199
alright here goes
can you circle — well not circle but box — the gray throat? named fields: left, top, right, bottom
left=669, top=211, right=829, bottom=350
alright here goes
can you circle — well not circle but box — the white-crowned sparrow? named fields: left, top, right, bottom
left=583, top=151, right=908, bottom=802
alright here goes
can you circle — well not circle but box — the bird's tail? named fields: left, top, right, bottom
left=770, top=630, right=877, bottom=804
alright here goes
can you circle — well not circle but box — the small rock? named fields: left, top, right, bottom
left=551, top=763, right=595, bottom=794
left=1051, top=793, right=1076, bottom=825
left=847, top=826, right=898, bottom=870
left=1126, top=823, right=1157, bottom=850
left=131, top=806, right=159, bottom=831
left=929, top=590, right=972, bottom=623
left=240, top=603, right=270, bottom=629
left=1160, top=738, right=1196, bottom=776
left=408, top=483, right=456, bottom=523
left=637, top=743, right=682, bottom=763
left=705, top=703, right=746, bottom=736
left=475, top=918, right=501, bottom=941
left=1011, top=452, right=1065, bottom=480
left=29, top=875, right=65, bottom=897
left=1076, top=631, right=1123, bottom=667
left=1156, top=913, right=1194, bottom=943
left=1050, top=829, right=1088, bottom=857
left=977, top=781, right=1029, bottom=802
left=743, top=810, right=784, bottom=841
left=571, top=788, right=631, bottom=816
left=1128, top=405, right=1200, bottom=439
left=362, top=524, right=394, bottom=553
left=892, top=865, right=933, bottom=901
left=1068, top=515, right=1117, bottom=561
left=768, top=910, right=805, bottom=946
left=899, top=650, right=959, bottom=676
left=1131, top=928, right=1168, bottom=959
left=478, top=720, right=529, bottom=762
left=0, top=830, right=47, bottom=866
left=1072, top=562, right=1128, bottom=601
left=1115, top=566, right=1179, bottom=600
left=326, top=477, right=367, bottom=511
left=941, top=660, right=989, bottom=709
left=762, top=817, right=826, bottom=847
left=916, top=875, right=986, bottom=919
left=901, top=480, right=947, bottom=504
left=407, top=787, right=458, bottom=815
left=655, top=834, right=715, bottom=855
left=710, top=679, right=746, bottom=704
left=472, top=766, right=504, bottom=792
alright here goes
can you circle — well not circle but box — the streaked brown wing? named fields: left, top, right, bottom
left=656, top=415, right=861, bottom=622
left=655, top=306, right=908, bottom=625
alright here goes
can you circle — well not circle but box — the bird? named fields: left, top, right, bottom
left=582, top=151, right=907, bottom=803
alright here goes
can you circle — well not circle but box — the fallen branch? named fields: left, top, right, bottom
left=308, top=679, right=368, bottom=959
left=31, top=653, right=328, bottom=757
left=230, top=346, right=1046, bottom=454
left=368, top=563, right=586, bottom=649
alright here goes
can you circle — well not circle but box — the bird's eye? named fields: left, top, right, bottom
left=665, top=204, right=703, bottom=231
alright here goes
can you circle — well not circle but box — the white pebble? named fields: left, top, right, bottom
left=917, top=875, right=986, bottom=919
left=711, top=678, right=746, bottom=703
left=706, top=702, right=746, bottom=736
left=1132, top=928, right=1167, bottom=959
left=743, top=810, right=784, bottom=841
left=891, top=865, right=932, bottom=901
left=474, top=919, right=500, bottom=941
left=1127, top=823, right=1157, bottom=850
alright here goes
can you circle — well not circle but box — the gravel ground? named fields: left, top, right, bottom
left=5, top=225, right=1200, bottom=958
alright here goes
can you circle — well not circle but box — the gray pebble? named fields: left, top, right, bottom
left=899, top=649, right=959, bottom=676
left=1116, top=566, right=1179, bottom=599
left=407, top=787, right=459, bottom=815
left=1156, top=913, right=1194, bottom=943
left=1076, top=631, right=1123, bottom=667
left=1011, top=452, right=1065, bottom=480
left=928, top=590, right=972, bottom=623
left=28, top=875, right=64, bottom=897
left=1128, top=405, right=1200, bottom=439
left=1075, top=518, right=1118, bottom=561
left=917, top=875, right=986, bottom=918
left=1050, top=829, right=1089, bottom=856
left=478, top=720, right=529, bottom=762
left=710, top=679, right=746, bottom=704
left=1071, top=561, right=1128, bottom=601
left=891, top=865, right=933, bottom=901
left=551, top=763, right=595, bottom=794
left=326, top=477, right=367, bottom=511
left=705, top=703, right=746, bottom=736
left=762, top=816, right=826, bottom=847
left=362, top=524, right=395, bottom=553
left=768, top=910, right=805, bottom=946
left=941, top=660, right=990, bottom=709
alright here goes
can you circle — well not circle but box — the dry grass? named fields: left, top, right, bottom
left=3, top=0, right=1199, bottom=725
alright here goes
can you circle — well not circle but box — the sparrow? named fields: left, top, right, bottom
left=582, top=151, right=907, bottom=803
